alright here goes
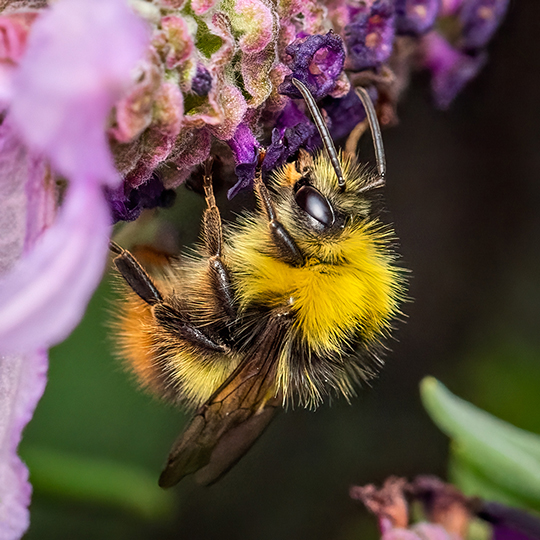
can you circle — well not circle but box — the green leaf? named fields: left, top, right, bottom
left=195, top=18, right=223, bottom=58
left=449, top=447, right=529, bottom=508
left=420, top=377, right=540, bottom=511
left=22, top=445, right=177, bottom=520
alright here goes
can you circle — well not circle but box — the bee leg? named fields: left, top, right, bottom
left=109, top=241, right=163, bottom=305
left=253, top=164, right=304, bottom=267
left=202, top=159, right=236, bottom=318
left=153, top=303, right=229, bottom=354
left=111, top=241, right=230, bottom=352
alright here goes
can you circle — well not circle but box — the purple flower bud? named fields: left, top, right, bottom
left=263, top=100, right=319, bottom=172
left=279, top=31, right=346, bottom=101
left=344, top=0, right=395, bottom=72
left=227, top=122, right=260, bottom=198
left=459, top=0, right=509, bottom=51
left=192, top=64, right=212, bottom=96
left=395, top=0, right=441, bottom=36
left=109, top=173, right=176, bottom=222
left=422, top=31, right=486, bottom=109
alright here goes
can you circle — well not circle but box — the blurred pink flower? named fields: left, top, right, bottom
left=0, top=0, right=149, bottom=536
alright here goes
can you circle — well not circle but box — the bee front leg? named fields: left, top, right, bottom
left=253, top=165, right=304, bottom=267
left=202, top=159, right=236, bottom=319
left=110, top=241, right=163, bottom=305
left=111, top=241, right=228, bottom=353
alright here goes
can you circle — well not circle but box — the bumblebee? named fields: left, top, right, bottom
left=110, top=79, right=405, bottom=487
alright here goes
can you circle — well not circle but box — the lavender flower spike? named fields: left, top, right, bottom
left=263, top=100, right=319, bottom=172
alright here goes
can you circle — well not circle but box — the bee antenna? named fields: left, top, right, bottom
left=355, top=86, right=386, bottom=188
left=291, top=78, right=345, bottom=190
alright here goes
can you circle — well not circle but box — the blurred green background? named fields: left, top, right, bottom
left=21, top=1, right=540, bottom=538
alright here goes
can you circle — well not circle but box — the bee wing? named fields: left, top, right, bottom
left=159, top=315, right=289, bottom=487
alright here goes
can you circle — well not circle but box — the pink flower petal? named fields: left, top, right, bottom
left=0, top=349, right=47, bottom=540
left=191, top=0, right=217, bottom=15
left=10, top=0, right=150, bottom=186
left=0, top=12, right=39, bottom=63
left=23, top=156, right=55, bottom=252
left=109, top=49, right=163, bottom=144
left=0, top=116, right=51, bottom=540
left=0, top=117, right=52, bottom=272
left=232, top=0, right=274, bottom=54
left=382, top=528, right=426, bottom=540
left=0, top=179, right=111, bottom=354
left=242, top=48, right=277, bottom=107
left=206, top=84, right=248, bottom=140
left=0, top=12, right=39, bottom=107
left=159, top=15, right=194, bottom=70
left=0, top=119, right=29, bottom=275
left=411, top=523, right=458, bottom=540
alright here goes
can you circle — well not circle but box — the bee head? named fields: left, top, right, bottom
left=273, top=79, right=385, bottom=241
left=270, top=148, right=378, bottom=240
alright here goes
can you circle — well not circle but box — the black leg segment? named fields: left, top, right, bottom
left=254, top=168, right=304, bottom=267
left=110, top=241, right=163, bottom=306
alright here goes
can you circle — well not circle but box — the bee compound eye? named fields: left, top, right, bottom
left=294, top=185, right=335, bottom=227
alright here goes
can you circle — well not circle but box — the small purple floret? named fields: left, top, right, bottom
left=192, top=64, right=212, bottom=96
left=227, top=123, right=260, bottom=198
left=395, top=0, right=441, bottom=36
left=109, top=173, right=176, bottom=222
left=263, top=100, right=319, bottom=172
left=345, top=0, right=395, bottom=71
left=279, top=31, right=346, bottom=101
left=459, top=0, right=509, bottom=51
left=321, top=86, right=374, bottom=141
left=422, top=31, right=487, bottom=109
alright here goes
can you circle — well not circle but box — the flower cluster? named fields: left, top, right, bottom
left=0, top=0, right=509, bottom=536
left=351, top=476, right=540, bottom=540
left=351, top=476, right=475, bottom=540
